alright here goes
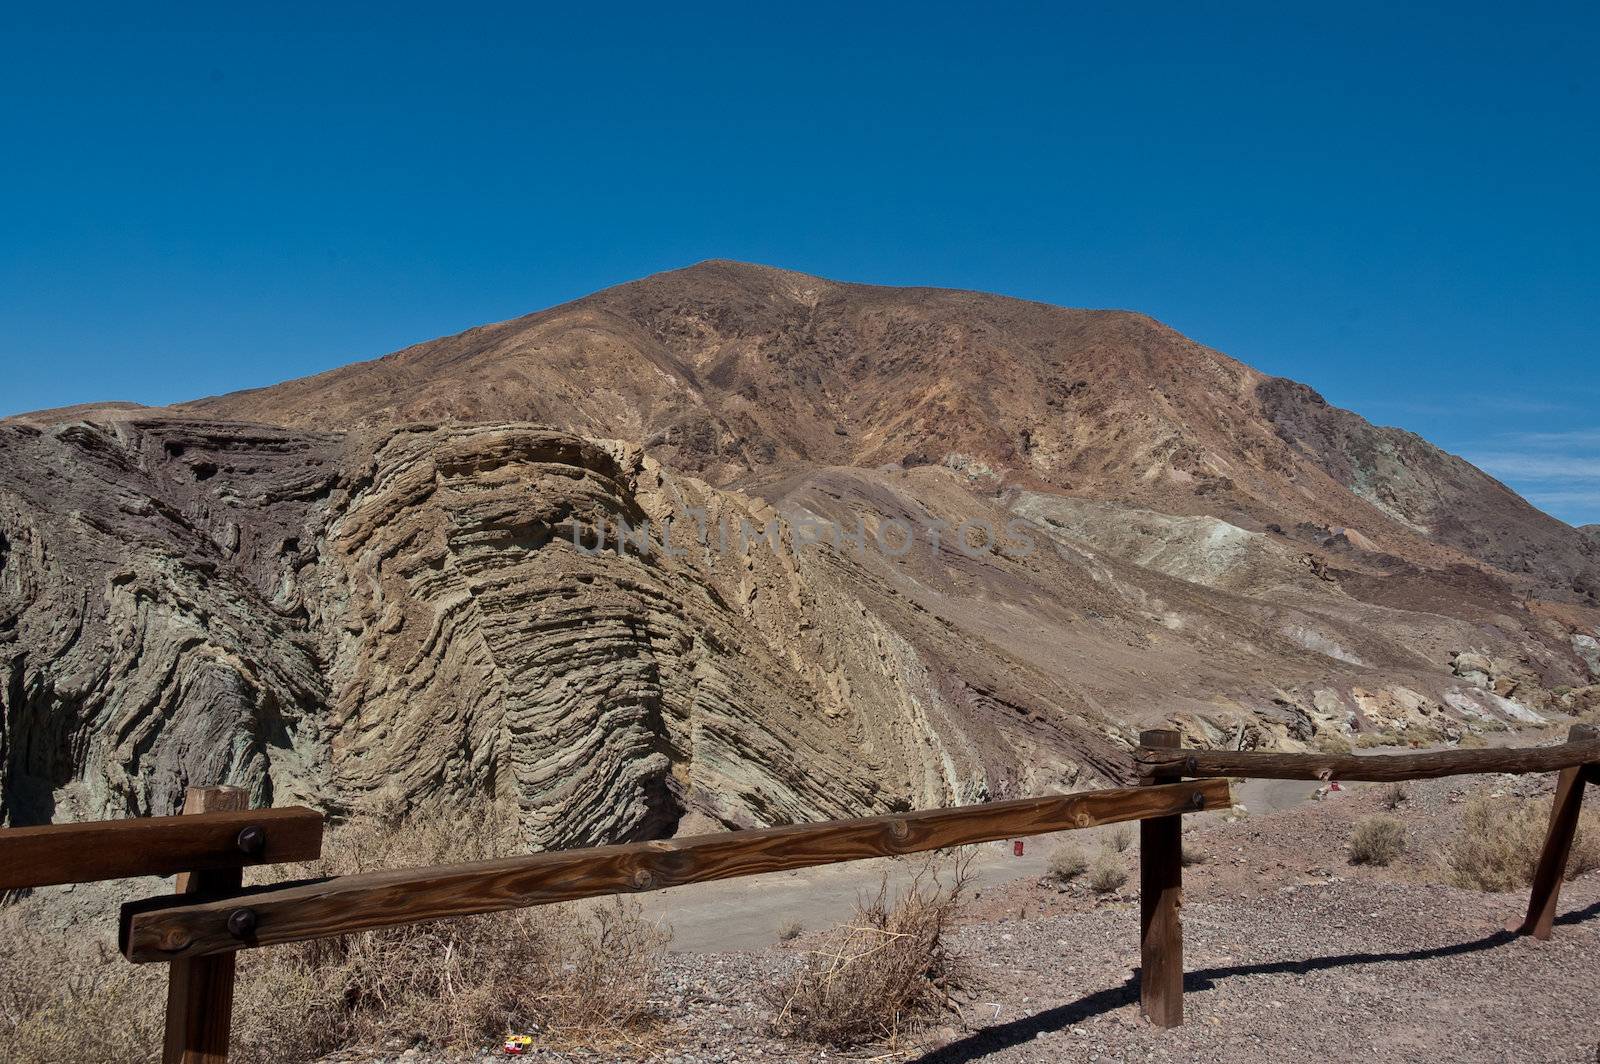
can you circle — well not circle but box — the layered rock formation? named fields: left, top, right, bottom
left=4, top=262, right=1598, bottom=845
left=0, top=418, right=1123, bottom=841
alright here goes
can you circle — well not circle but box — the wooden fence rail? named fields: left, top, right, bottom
left=1134, top=735, right=1600, bottom=783
left=1128, top=723, right=1598, bottom=1028
left=0, top=803, right=323, bottom=890
left=120, top=779, right=1229, bottom=962
left=0, top=786, right=328, bottom=1064
left=1, top=723, right=1596, bottom=1061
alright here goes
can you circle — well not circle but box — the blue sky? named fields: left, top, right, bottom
left=2, top=3, right=1597, bottom=524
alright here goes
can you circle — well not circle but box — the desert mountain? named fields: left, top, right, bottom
left=3, top=262, right=1598, bottom=842
left=183, top=260, right=1600, bottom=603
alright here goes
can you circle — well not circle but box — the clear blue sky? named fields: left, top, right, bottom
left=3, top=3, right=1597, bottom=524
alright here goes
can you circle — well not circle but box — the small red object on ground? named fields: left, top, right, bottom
left=1013, top=839, right=1024, bottom=856
left=1329, top=781, right=1342, bottom=791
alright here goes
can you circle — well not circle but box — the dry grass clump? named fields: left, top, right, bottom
left=1, top=802, right=671, bottom=1063
left=1108, top=824, right=1134, bottom=853
left=1381, top=781, right=1409, bottom=810
left=1046, top=843, right=1089, bottom=883
left=777, top=919, right=805, bottom=943
left=1087, top=854, right=1128, bottom=893
left=1313, top=730, right=1353, bottom=755
left=1348, top=815, right=1407, bottom=866
left=765, top=851, right=970, bottom=1048
left=253, top=802, right=672, bottom=1059
left=1355, top=725, right=1449, bottom=750
left=1444, top=795, right=1600, bottom=892
left=0, top=910, right=163, bottom=1064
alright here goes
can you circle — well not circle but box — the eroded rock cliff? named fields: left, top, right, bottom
left=0, top=418, right=1122, bottom=842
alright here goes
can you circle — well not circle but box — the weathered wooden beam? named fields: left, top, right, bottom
left=1135, top=738, right=1600, bottom=784
left=0, top=805, right=323, bottom=890
left=122, top=779, right=1230, bottom=962
left=1511, top=724, right=1597, bottom=940
left=1138, top=729, right=1185, bottom=1028
left=163, top=787, right=248, bottom=1064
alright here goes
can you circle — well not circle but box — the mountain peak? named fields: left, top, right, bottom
left=151, top=262, right=1600, bottom=604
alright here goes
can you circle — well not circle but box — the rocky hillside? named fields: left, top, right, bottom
left=0, top=419, right=1125, bottom=838
left=181, top=260, right=1600, bottom=604
left=3, top=262, right=1598, bottom=840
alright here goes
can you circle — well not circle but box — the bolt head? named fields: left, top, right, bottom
left=235, top=825, right=267, bottom=855
left=226, top=908, right=259, bottom=939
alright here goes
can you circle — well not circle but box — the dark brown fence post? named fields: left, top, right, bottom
left=1513, top=723, right=1598, bottom=940
left=1139, top=728, right=1185, bottom=1027
left=164, top=785, right=247, bottom=1064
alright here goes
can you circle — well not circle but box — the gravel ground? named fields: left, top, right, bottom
left=320, top=775, right=1600, bottom=1064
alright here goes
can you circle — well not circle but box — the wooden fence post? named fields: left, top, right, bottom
left=1139, top=728, right=1185, bottom=1027
left=1512, top=723, right=1598, bottom=940
left=164, top=785, right=247, bottom=1064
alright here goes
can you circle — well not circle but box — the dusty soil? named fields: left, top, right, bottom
left=316, top=774, right=1600, bottom=1064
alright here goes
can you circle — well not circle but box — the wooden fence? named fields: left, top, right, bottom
left=0, top=722, right=1594, bottom=1062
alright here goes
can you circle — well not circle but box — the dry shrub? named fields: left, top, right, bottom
left=1108, top=824, right=1134, bottom=853
left=1381, top=781, right=1409, bottom=810
left=1087, top=854, right=1128, bottom=893
left=0, top=910, right=163, bottom=1064
left=777, top=919, right=805, bottom=943
left=1046, top=844, right=1089, bottom=883
left=1348, top=815, right=1407, bottom=866
left=1444, top=795, right=1600, bottom=892
left=239, top=802, right=671, bottom=1059
left=766, top=851, right=970, bottom=1048
left=1313, top=730, right=1353, bottom=755
left=1361, top=728, right=1438, bottom=749
left=1, top=803, right=670, bottom=1063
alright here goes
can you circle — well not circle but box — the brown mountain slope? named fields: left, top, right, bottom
left=184, top=260, right=1599, bottom=604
